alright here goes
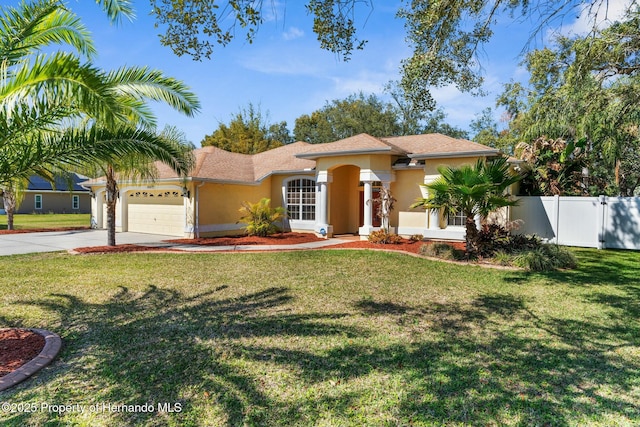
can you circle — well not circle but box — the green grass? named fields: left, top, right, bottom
left=0, top=213, right=90, bottom=230
left=0, top=248, right=638, bottom=426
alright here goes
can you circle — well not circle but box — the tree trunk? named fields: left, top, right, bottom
left=465, top=215, right=479, bottom=257
left=2, top=187, right=17, bottom=231
left=105, top=166, right=118, bottom=246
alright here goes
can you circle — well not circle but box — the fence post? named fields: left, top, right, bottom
left=597, top=195, right=606, bottom=249
left=552, top=195, right=560, bottom=244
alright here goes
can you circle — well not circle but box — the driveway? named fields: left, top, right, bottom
left=0, top=230, right=176, bottom=256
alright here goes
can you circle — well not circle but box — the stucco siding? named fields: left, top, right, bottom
left=424, top=157, right=485, bottom=176
left=390, top=169, right=425, bottom=227
left=197, top=179, right=272, bottom=236
left=317, top=154, right=391, bottom=173
left=17, top=191, right=91, bottom=214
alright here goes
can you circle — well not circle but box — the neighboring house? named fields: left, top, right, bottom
left=83, top=133, right=504, bottom=240
left=14, top=173, right=91, bottom=214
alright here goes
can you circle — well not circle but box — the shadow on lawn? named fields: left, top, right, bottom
left=4, top=282, right=639, bottom=425
left=502, top=249, right=640, bottom=348
left=352, top=293, right=639, bottom=426
left=4, top=286, right=365, bottom=426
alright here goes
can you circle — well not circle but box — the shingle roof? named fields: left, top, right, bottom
left=295, top=133, right=399, bottom=159
left=85, top=134, right=499, bottom=186
left=144, top=141, right=316, bottom=183
left=252, top=141, right=316, bottom=179
left=380, top=133, right=499, bottom=158
left=27, top=173, right=90, bottom=192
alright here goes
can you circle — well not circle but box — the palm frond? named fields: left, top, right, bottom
left=106, top=66, right=201, bottom=119
left=0, top=0, right=95, bottom=63
left=94, top=0, right=136, bottom=24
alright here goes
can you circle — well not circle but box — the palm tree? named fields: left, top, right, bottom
left=411, top=157, right=521, bottom=256
left=0, top=0, right=200, bottom=236
left=74, top=125, right=194, bottom=246
left=1, top=0, right=126, bottom=227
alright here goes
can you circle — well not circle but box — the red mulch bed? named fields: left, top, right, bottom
left=73, top=233, right=466, bottom=255
left=0, top=226, right=89, bottom=235
left=74, top=233, right=325, bottom=254
left=74, top=244, right=183, bottom=254
left=0, top=329, right=45, bottom=378
left=327, top=239, right=466, bottom=254
left=167, top=232, right=325, bottom=246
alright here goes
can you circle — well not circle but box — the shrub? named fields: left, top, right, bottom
left=491, top=250, right=514, bottom=266
left=419, top=242, right=464, bottom=260
left=368, top=230, right=403, bottom=244
left=238, top=198, right=285, bottom=237
left=409, top=234, right=424, bottom=242
left=512, top=244, right=577, bottom=271
left=476, top=223, right=541, bottom=257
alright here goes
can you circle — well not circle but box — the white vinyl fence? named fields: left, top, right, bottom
left=511, top=196, right=640, bottom=250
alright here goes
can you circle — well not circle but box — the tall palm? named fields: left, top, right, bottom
left=0, top=0, right=127, bottom=227
left=411, top=157, right=521, bottom=255
left=89, top=64, right=199, bottom=246
left=73, top=125, right=194, bottom=246
left=0, top=0, right=200, bottom=236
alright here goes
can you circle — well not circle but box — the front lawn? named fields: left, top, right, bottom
left=0, top=213, right=90, bottom=231
left=0, top=249, right=638, bottom=426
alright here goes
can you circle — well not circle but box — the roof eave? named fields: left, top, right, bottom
left=296, top=147, right=394, bottom=159
left=409, top=150, right=501, bottom=160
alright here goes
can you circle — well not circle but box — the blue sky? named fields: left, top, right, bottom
left=67, top=0, right=629, bottom=146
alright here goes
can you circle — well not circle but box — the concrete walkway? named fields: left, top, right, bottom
left=0, top=229, right=349, bottom=256
left=0, top=230, right=177, bottom=256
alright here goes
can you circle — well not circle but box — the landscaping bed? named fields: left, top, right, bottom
left=0, top=329, right=45, bottom=378
left=326, top=238, right=465, bottom=254
left=167, top=232, right=324, bottom=246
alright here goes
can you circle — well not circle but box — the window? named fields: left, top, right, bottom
left=34, top=194, right=42, bottom=210
left=447, top=209, right=466, bottom=227
left=286, top=178, right=315, bottom=221
left=72, top=195, right=80, bottom=210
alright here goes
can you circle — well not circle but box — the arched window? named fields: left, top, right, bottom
left=286, top=178, right=315, bottom=221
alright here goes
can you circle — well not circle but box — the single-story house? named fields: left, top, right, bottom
left=83, top=133, right=506, bottom=240
left=10, top=173, right=91, bottom=214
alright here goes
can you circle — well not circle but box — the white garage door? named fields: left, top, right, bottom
left=127, top=190, right=184, bottom=236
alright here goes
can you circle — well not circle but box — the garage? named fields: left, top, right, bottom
left=126, top=190, right=185, bottom=236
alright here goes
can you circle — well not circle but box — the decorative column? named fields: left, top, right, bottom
left=363, top=180, right=373, bottom=228
left=359, top=169, right=395, bottom=237
left=118, top=188, right=129, bottom=232
left=93, top=189, right=104, bottom=229
left=315, top=171, right=333, bottom=237
left=424, top=175, right=440, bottom=229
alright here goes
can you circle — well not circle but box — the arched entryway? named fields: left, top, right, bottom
left=329, top=165, right=360, bottom=235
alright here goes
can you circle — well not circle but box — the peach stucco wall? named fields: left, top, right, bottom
left=317, top=154, right=392, bottom=173
left=390, top=169, right=425, bottom=227
left=424, top=157, right=486, bottom=176
left=197, top=179, right=272, bottom=227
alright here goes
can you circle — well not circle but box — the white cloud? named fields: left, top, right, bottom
left=553, top=0, right=633, bottom=37
left=329, top=71, right=392, bottom=96
left=238, top=48, right=328, bottom=76
left=282, top=27, right=304, bottom=41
